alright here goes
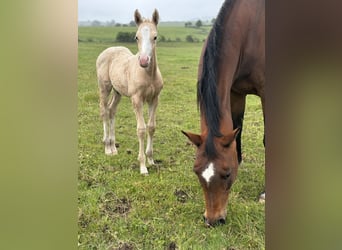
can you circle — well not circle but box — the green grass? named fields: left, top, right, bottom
left=78, top=26, right=265, bottom=249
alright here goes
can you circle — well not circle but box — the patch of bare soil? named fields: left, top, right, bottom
left=167, top=241, right=177, bottom=250
left=99, top=192, right=131, bottom=218
left=111, top=242, right=134, bottom=250
left=174, top=189, right=189, bottom=203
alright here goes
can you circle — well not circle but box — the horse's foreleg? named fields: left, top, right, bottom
left=132, top=96, right=148, bottom=174
left=146, top=97, right=159, bottom=165
left=108, top=91, right=121, bottom=155
left=231, top=92, right=246, bottom=164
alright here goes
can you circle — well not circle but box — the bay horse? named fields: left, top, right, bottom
left=96, top=9, right=163, bottom=175
left=182, top=0, right=265, bottom=227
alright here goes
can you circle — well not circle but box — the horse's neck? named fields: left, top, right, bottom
left=200, top=112, right=233, bottom=135
left=200, top=79, right=233, bottom=135
left=146, top=50, right=158, bottom=77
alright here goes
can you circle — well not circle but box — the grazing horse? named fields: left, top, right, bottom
left=96, top=9, right=163, bottom=174
left=182, top=0, right=265, bottom=227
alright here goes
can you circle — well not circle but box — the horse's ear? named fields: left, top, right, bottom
left=221, top=128, right=240, bottom=147
left=233, top=127, right=241, bottom=139
left=182, top=131, right=202, bottom=147
left=134, top=9, right=143, bottom=26
left=152, top=9, right=159, bottom=25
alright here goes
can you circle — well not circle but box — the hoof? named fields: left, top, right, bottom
left=147, top=158, right=155, bottom=165
left=259, top=192, right=265, bottom=203
left=140, top=166, right=149, bottom=175
left=105, top=146, right=118, bottom=156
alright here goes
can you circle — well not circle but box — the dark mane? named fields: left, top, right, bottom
left=197, top=0, right=236, bottom=158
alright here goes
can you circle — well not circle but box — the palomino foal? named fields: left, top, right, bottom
left=96, top=9, right=163, bottom=174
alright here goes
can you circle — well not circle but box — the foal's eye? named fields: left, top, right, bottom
left=154, top=36, right=157, bottom=41
left=135, top=36, right=138, bottom=41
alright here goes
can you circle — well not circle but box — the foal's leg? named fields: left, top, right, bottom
left=231, top=91, right=246, bottom=164
left=107, top=90, right=122, bottom=155
left=131, top=95, right=148, bottom=174
left=146, top=96, right=159, bottom=165
left=98, top=81, right=113, bottom=155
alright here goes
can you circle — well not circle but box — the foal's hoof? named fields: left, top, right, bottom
left=140, top=166, right=149, bottom=175
left=147, top=158, right=155, bottom=165
left=105, top=147, right=118, bottom=156
left=259, top=192, right=265, bottom=203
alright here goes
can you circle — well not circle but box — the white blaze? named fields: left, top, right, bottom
left=202, top=162, right=215, bottom=186
left=141, top=26, right=152, bottom=56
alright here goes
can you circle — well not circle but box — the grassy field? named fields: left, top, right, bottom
left=78, top=26, right=265, bottom=249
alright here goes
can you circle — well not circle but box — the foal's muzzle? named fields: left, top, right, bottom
left=138, top=55, right=150, bottom=68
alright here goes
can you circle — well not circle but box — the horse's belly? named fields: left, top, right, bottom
left=109, top=57, right=132, bottom=96
left=232, top=78, right=258, bottom=95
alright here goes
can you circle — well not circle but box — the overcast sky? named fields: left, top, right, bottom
left=78, top=0, right=225, bottom=23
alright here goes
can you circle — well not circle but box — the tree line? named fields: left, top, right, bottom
left=116, top=32, right=202, bottom=43
left=79, top=19, right=215, bottom=27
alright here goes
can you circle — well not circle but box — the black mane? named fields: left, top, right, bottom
left=197, top=0, right=236, bottom=158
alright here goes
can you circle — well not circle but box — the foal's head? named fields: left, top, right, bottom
left=182, top=128, right=240, bottom=227
left=134, top=9, right=159, bottom=68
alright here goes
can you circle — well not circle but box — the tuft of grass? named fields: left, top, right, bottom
left=78, top=26, right=264, bottom=249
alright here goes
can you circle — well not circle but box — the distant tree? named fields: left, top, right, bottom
left=186, top=35, right=194, bottom=43
left=91, top=20, right=102, bottom=27
left=129, top=20, right=136, bottom=27
left=115, top=23, right=121, bottom=27
left=106, top=20, right=116, bottom=26
left=159, top=35, right=166, bottom=42
left=195, top=20, right=203, bottom=28
left=184, top=22, right=192, bottom=28
left=116, top=32, right=136, bottom=43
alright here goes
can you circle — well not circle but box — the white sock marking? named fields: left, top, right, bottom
left=202, top=162, right=215, bottom=185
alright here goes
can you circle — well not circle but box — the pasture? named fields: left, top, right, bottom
left=78, top=26, right=265, bottom=249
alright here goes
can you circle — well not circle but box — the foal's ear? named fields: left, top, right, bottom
left=152, top=9, right=159, bottom=25
left=182, top=131, right=202, bottom=147
left=134, top=9, right=143, bottom=26
left=221, top=128, right=241, bottom=147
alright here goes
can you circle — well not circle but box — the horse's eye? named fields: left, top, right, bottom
left=135, top=36, right=138, bottom=41
left=154, top=36, right=157, bottom=41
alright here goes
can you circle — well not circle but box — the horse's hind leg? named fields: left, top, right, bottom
left=146, top=96, right=159, bottom=165
left=98, top=80, right=114, bottom=155
left=259, top=95, right=266, bottom=203
left=131, top=95, right=148, bottom=174
left=107, top=90, right=121, bottom=155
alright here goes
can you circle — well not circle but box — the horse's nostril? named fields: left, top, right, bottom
left=218, top=218, right=226, bottom=224
left=203, top=216, right=212, bottom=227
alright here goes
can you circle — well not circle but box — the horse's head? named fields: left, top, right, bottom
left=134, top=9, right=159, bottom=68
left=182, top=128, right=240, bottom=227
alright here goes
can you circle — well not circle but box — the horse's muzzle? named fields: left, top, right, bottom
left=203, top=216, right=226, bottom=227
left=138, top=55, right=150, bottom=68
